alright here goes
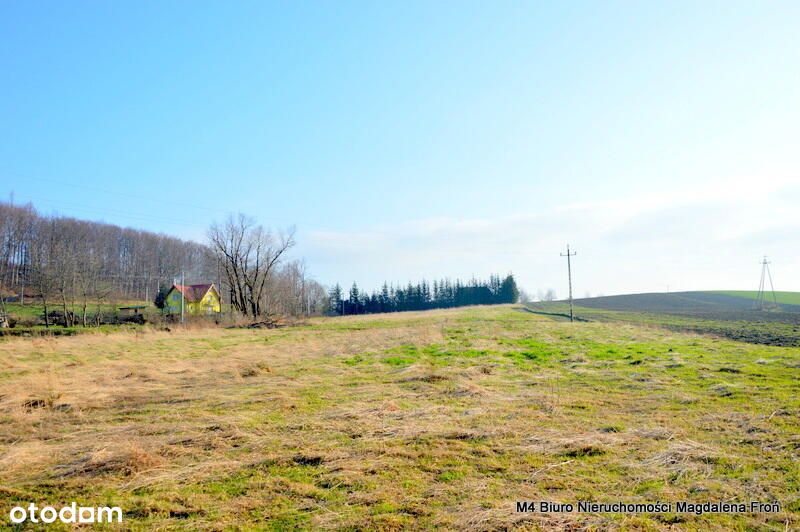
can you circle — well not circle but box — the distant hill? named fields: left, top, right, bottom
left=571, top=291, right=800, bottom=314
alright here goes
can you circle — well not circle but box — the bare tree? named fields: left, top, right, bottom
left=28, top=219, right=57, bottom=327
left=0, top=202, right=35, bottom=315
left=305, top=279, right=328, bottom=316
left=266, top=259, right=327, bottom=317
left=52, top=219, right=78, bottom=326
left=208, top=214, right=296, bottom=320
left=518, top=289, right=531, bottom=304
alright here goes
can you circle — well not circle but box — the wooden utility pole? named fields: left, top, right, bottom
left=560, top=245, right=577, bottom=322
left=217, top=258, right=224, bottom=315
left=180, top=271, right=185, bottom=324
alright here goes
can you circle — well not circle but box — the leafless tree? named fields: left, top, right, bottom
left=28, top=219, right=58, bottom=327
left=518, top=289, right=531, bottom=304
left=265, top=259, right=327, bottom=317
left=208, top=214, right=296, bottom=320
left=0, top=202, right=35, bottom=315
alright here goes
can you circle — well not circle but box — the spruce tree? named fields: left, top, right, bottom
left=500, top=274, right=519, bottom=303
left=379, top=282, right=390, bottom=312
left=421, top=280, right=431, bottom=309
left=329, top=284, right=343, bottom=315
left=349, top=282, right=360, bottom=314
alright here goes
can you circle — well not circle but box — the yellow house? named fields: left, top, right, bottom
left=165, top=283, right=221, bottom=315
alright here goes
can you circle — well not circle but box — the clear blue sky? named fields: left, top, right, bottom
left=3, top=2, right=799, bottom=294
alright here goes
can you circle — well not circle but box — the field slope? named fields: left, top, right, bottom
left=530, top=291, right=800, bottom=347
left=0, top=306, right=798, bottom=530
left=714, top=290, right=800, bottom=306
left=572, top=291, right=800, bottom=313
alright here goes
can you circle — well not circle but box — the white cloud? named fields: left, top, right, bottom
left=301, top=179, right=800, bottom=295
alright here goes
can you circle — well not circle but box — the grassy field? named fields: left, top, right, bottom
left=714, top=291, right=800, bottom=306
left=0, top=305, right=798, bottom=530
left=3, top=301, right=153, bottom=319
left=532, top=292, right=800, bottom=347
left=527, top=302, right=800, bottom=348
left=1, top=301, right=172, bottom=338
left=569, top=291, right=800, bottom=314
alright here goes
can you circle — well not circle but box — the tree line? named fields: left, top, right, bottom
left=0, top=201, right=216, bottom=325
left=0, top=201, right=325, bottom=326
left=327, top=274, right=519, bottom=315
left=1, top=201, right=522, bottom=326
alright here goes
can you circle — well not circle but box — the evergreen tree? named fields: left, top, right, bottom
left=499, top=274, right=519, bottom=303
left=406, top=282, right=416, bottom=311
left=440, top=279, right=452, bottom=307
left=421, top=280, right=431, bottom=308
left=489, top=274, right=501, bottom=301
left=395, top=286, right=406, bottom=311
left=331, top=273, right=521, bottom=316
left=349, top=282, right=361, bottom=314
left=154, top=284, right=169, bottom=310
left=454, top=279, right=464, bottom=306
left=329, top=284, right=343, bottom=315
left=380, top=282, right=391, bottom=312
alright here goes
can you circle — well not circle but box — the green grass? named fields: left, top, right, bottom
left=1, top=300, right=175, bottom=337
left=4, top=300, right=154, bottom=318
left=527, top=301, right=800, bottom=347
left=714, top=290, right=800, bottom=305
left=2, top=302, right=44, bottom=319
left=0, top=305, right=797, bottom=530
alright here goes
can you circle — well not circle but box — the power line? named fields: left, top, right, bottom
left=560, top=244, right=577, bottom=322
left=27, top=198, right=205, bottom=228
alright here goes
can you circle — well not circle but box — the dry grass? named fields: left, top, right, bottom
left=0, top=305, right=797, bottom=530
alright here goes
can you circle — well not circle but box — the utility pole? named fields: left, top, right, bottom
left=560, top=245, right=577, bottom=322
left=755, top=256, right=778, bottom=310
left=217, top=258, right=223, bottom=316
left=180, top=270, right=185, bottom=324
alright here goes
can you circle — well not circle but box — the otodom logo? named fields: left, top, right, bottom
left=8, top=502, right=122, bottom=524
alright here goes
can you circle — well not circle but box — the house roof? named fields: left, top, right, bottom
left=171, top=283, right=216, bottom=303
